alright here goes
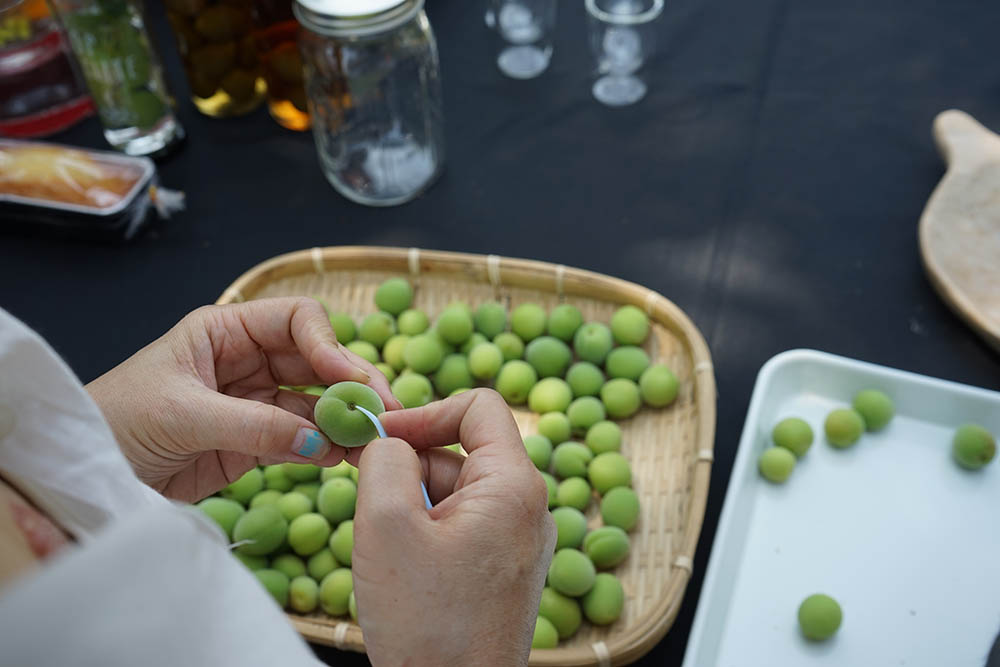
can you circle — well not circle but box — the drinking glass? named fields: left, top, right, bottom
left=586, top=0, right=663, bottom=106
left=493, top=0, right=555, bottom=79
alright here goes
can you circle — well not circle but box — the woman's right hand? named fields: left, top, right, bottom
left=349, top=389, right=556, bottom=667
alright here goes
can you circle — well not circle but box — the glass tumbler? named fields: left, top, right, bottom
left=492, top=0, right=555, bottom=79
left=295, top=0, right=445, bottom=207
left=586, top=0, right=663, bottom=106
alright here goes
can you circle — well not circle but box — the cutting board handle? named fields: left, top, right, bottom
left=933, top=109, right=1000, bottom=169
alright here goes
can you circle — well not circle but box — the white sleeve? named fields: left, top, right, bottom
left=0, top=503, right=325, bottom=667
left=0, top=307, right=167, bottom=540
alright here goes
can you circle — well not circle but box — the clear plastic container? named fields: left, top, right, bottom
left=294, top=0, right=445, bottom=207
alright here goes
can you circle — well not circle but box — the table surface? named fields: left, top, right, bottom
left=4, top=0, right=1000, bottom=664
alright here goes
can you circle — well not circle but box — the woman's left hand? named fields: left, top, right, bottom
left=86, top=297, right=399, bottom=503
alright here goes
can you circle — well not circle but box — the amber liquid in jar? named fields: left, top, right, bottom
left=253, top=0, right=308, bottom=130
left=165, top=0, right=266, bottom=117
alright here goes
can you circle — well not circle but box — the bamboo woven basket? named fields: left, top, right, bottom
left=216, top=246, right=717, bottom=667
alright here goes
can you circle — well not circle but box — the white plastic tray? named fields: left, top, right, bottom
left=683, top=349, right=1000, bottom=666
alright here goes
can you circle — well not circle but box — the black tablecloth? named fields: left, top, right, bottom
left=3, top=0, right=1000, bottom=664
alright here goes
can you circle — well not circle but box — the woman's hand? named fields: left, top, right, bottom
left=349, top=389, right=556, bottom=667
left=86, top=297, right=399, bottom=503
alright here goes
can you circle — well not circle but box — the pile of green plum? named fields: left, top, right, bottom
left=197, top=460, right=361, bottom=619
left=757, top=388, right=996, bottom=643
left=197, top=277, right=684, bottom=647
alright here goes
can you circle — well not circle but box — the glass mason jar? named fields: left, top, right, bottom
left=253, top=0, right=309, bottom=131
left=164, top=0, right=266, bottom=118
left=294, top=0, right=445, bottom=207
left=48, top=0, right=183, bottom=156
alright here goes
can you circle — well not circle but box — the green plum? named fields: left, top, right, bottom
left=528, top=377, right=573, bottom=414
left=583, top=526, right=630, bottom=569
left=234, top=506, right=288, bottom=555
left=548, top=548, right=596, bottom=597
left=798, top=594, right=842, bottom=641
left=759, top=447, right=795, bottom=483
left=552, top=442, right=594, bottom=479
left=345, top=340, right=379, bottom=364
left=468, top=342, right=504, bottom=380
left=317, top=478, right=357, bottom=524
left=328, top=313, right=356, bottom=343
left=825, top=408, right=865, bottom=448
left=271, top=553, right=307, bottom=580
left=495, top=360, right=538, bottom=404
left=392, top=373, right=434, bottom=408
left=587, top=452, right=631, bottom=494
left=282, top=463, right=321, bottom=482
left=436, top=305, right=474, bottom=345
left=600, top=379, right=642, bottom=419
left=474, top=301, right=507, bottom=339
left=538, top=412, right=572, bottom=445
left=221, top=468, right=264, bottom=506
left=639, top=364, right=679, bottom=407
left=359, top=311, right=396, bottom=349
left=288, top=512, right=332, bottom=556
left=511, top=303, right=547, bottom=342
left=605, top=346, right=650, bottom=381
left=348, top=590, right=358, bottom=621
left=493, top=332, right=525, bottom=361
left=852, top=389, right=895, bottom=431
left=524, top=434, right=554, bottom=471
left=460, top=332, right=488, bottom=355
left=314, top=382, right=385, bottom=448
left=289, top=575, right=319, bottom=613
left=567, top=396, right=606, bottom=434
left=276, top=491, right=313, bottom=521
left=374, top=363, right=396, bottom=383
left=556, top=477, right=592, bottom=511
left=541, top=471, right=558, bottom=508
left=538, top=587, right=582, bottom=639
left=319, top=568, right=354, bottom=616
left=433, top=354, right=473, bottom=396
left=566, top=361, right=605, bottom=398
left=573, top=322, right=613, bottom=365
left=585, top=421, right=622, bottom=455
left=197, top=497, right=245, bottom=540
left=382, top=334, right=411, bottom=371
left=547, top=303, right=583, bottom=342
left=525, top=336, right=572, bottom=378
left=249, top=490, right=283, bottom=509
left=320, top=461, right=355, bottom=482
left=403, top=334, right=444, bottom=374
left=531, top=616, right=559, bottom=649
left=329, top=519, right=354, bottom=566
left=263, top=464, right=294, bottom=492
left=233, top=552, right=268, bottom=571
left=397, top=308, right=430, bottom=336
left=551, top=506, right=588, bottom=550
left=581, top=573, right=624, bottom=625
left=610, top=305, right=650, bottom=345
left=952, top=424, right=996, bottom=470
left=374, top=277, right=412, bottom=315
left=307, top=548, right=339, bottom=581
left=293, top=483, right=320, bottom=504
left=772, top=417, right=813, bottom=457
left=254, top=569, right=290, bottom=607
left=600, top=487, right=639, bottom=532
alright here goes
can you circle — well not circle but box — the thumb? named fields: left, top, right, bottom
left=356, top=438, right=428, bottom=530
left=193, top=390, right=347, bottom=466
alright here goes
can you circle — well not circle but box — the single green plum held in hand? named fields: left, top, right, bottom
left=374, top=277, right=413, bottom=315
left=581, top=573, right=625, bottom=625
left=314, top=382, right=386, bottom=447
left=758, top=447, right=796, bottom=483
left=548, top=548, right=596, bottom=597
left=852, top=389, right=895, bottom=431
left=952, top=423, right=996, bottom=470
left=824, top=408, right=865, bottom=448
left=772, top=417, right=813, bottom=457
left=798, top=594, right=842, bottom=641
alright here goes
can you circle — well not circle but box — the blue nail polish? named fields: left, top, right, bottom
left=295, top=429, right=329, bottom=459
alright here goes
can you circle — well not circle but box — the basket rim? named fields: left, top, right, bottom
left=216, top=246, right=717, bottom=667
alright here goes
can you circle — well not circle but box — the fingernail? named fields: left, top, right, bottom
left=337, top=343, right=371, bottom=383
left=292, top=428, right=331, bottom=460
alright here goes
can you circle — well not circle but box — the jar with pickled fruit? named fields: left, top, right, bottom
left=165, top=0, right=266, bottom=117
left=252, top=0, right=309, bottom=130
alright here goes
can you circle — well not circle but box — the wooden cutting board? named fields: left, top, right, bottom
left=920, top=110, right=1000, bottom=352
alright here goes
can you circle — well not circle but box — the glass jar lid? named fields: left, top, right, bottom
left=295, top=0, right=404, bottom=18
left=294, top=0, right=422, bottom=36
